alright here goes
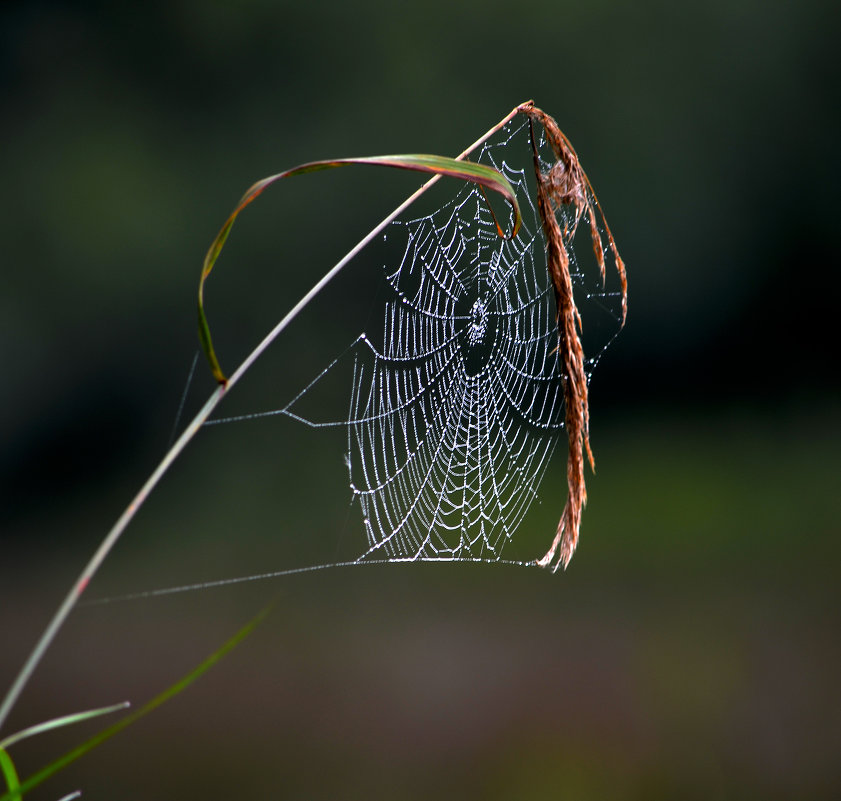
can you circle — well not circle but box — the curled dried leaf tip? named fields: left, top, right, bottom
left=519, top=105, right=627, bottom=571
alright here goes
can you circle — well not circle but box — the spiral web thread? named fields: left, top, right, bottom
left=254, top=118, right=624, bottom=566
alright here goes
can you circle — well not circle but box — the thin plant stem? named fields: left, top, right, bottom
left=0, top=100, right=531, bottom=734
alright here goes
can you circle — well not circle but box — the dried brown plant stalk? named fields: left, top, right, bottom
left=519, top=104, right=627, bottom=571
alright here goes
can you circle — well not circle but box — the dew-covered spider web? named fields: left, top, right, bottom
left=211, top=117, right=625, bottom=568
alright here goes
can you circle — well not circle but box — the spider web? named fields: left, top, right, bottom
left=217, top=118, right=625, bottom=566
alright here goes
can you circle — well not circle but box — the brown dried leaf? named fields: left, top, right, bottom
left=519, top=104, right=627, bottom=571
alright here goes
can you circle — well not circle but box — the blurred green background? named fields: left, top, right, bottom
left=1, top=1, right=839, bottom=799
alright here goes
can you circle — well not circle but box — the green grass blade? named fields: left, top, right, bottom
left=0, top=750, right=20, bottom=799
left=0, top=609, right=268, bottom=801
left=198, top=153, right=521, bottom=384
left=0, top=703, right=129, bottom=752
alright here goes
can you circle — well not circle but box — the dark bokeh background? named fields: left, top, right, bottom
left=2, top=1, right=839, bottom=799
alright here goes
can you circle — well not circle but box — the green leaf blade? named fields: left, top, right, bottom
left=197, top=152, right=521, bottom=383
left=0, top=702, right=129, bottom=752
left=0, top=609, right=267, bottom=801
left=0, top=750, right=20, bottom=799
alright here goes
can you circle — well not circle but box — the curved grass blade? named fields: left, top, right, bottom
left=0, top=609, right=267, bottom=801
left=199, top=154, right=522, bottom=384
left=0, top=750, right=19, bottom=800
left=0, top=703, right=129, bottom=752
